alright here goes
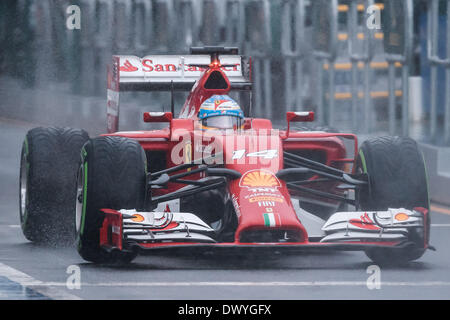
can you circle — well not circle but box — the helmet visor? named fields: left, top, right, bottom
left=201, top=116, right=242, bottom=129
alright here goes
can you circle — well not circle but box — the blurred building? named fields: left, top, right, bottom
left=0, top=0, right=449, bottom=145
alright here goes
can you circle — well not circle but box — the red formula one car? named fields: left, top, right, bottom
left=19, top=47, right=432, bottom=265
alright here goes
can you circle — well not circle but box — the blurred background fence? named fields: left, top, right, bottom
left=0, top=0, right=449, bottom=147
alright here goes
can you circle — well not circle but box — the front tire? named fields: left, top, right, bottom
left=76, top=136, right=147, bottom=263
left=356, top=136, right=430, bottom=265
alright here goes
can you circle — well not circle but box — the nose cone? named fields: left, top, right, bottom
left=229, top=169, right=309, bottom=243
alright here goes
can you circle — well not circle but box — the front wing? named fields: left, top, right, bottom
left=98, top=207, right=429, bottom=255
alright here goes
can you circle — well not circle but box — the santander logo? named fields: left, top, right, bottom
left=119, top=57, right=241, bottom=74
left=120, top=60, right=138, bottom=72
left=349, top=213, right=380, bottom=230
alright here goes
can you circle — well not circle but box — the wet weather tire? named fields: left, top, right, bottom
left=355, top=136, right=430, bottom=265
left=19, top=127, right=89, bottom=245
left=76, top=136, right=147, bottom=264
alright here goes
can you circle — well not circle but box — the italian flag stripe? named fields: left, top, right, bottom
left=263, top=213, right=276, bottom=227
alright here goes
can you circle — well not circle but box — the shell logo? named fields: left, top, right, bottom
left=240, top=170, right=281, bottom=188
left=395, top=212, right=409, bottom=221
left=131, top=214, right=144, bottom=222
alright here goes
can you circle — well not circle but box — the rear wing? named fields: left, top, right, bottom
left=107, top=54, right=252, bottom=133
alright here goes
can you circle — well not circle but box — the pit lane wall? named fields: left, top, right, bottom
left=0, top=76, right=157, bottom=137
left=420, top=144, right=450, bottom=206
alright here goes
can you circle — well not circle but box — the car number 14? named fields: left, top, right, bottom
left=232, top=149, right=278, bottom=160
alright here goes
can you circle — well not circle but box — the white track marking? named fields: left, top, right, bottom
left=0, top=263, right=81, bottom=300
left=39, top=281, right=450, bottom=287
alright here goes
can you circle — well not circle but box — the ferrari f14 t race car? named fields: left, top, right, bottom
left=19, top=47, right=432, bottom=265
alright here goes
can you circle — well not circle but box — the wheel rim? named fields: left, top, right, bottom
left=19, top=150, right=27, bottom=222
left=210, top=218, right=223, bottom=231
left=354, top=158, right=365, bottom=211
left=75, top=164, right=84, bottom=234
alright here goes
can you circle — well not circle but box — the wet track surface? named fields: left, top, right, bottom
left=1, top=118, right=450, bottom=300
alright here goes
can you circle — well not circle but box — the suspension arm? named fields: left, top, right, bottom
left=287, top=182, right=356, bottom=206
left=151, top=177, right=226, bottom=204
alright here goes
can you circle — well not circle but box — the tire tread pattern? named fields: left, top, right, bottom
left=77, top=136, right=146, bottom=263
left=22, top=127, right=89, bottom=245
left=357, top=136, right=430, bottom=265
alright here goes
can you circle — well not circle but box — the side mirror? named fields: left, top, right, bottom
left=286, top=111, right=314, bottom=122
left=283, top=111, right=314, bottom=139
left=143, top=112, right=173, bottom=123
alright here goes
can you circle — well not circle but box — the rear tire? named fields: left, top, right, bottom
left=75, top=136, right=147, bottom=263
left=19, top=127, right=89, bottom=246
left=356, top=136, right=430, bottom=265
